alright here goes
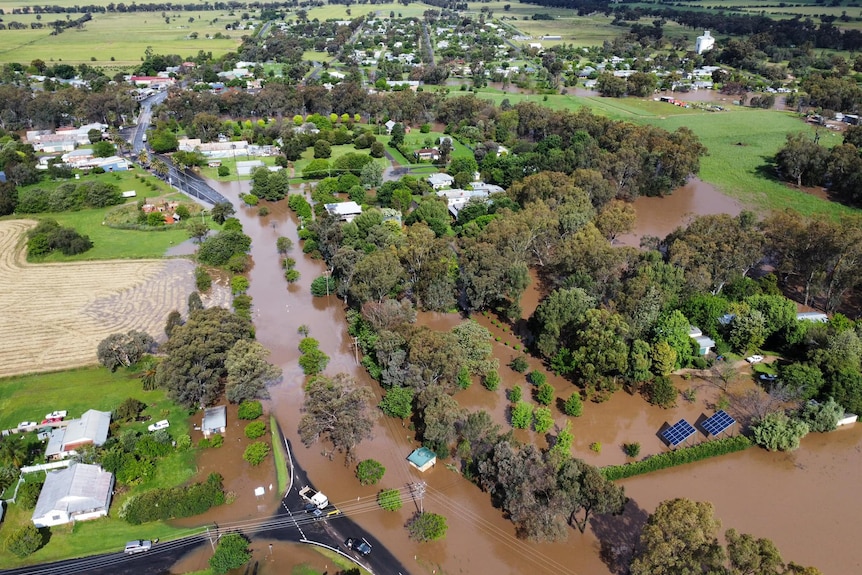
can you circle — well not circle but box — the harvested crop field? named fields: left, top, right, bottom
left=0, top=220, right=229, bottom=378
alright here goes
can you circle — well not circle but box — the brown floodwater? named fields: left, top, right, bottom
left=617, top=178, right=743, bottom=247
left=185, top=176, right=856, bottom=575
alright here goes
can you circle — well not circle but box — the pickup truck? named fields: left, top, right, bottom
left=298, top=485, right=329, bottom=509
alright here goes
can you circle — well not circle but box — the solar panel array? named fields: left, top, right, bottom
left=702, top=410, right=736, bottom=436
left=661, top=419, right=697, bottom=446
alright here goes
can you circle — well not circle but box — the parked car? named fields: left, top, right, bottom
left=303, top=503, right=324, bottom=519
left=45, top=411, right=67, bottom=419
left=124, top=540, right=152, bottom=554
left=746, top=355, right=764, bottom=364
left=147, top=420, right=170, bottom=432
left=345, top=537, right=372, bottom=556
left=41, top=417, right=62, bottom=425
left=17, top=421, right=37, bottom=430
left=758, top=373, right=778, bottom=383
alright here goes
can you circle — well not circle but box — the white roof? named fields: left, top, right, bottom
left=325, top=201, right=363, bottom=216
left=61, top=410, right=111, bottom=447
left=32, top=463, right=113, bottom=522
left=427, top=173, right=454, bottom=185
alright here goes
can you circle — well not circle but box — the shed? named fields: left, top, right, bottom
left=688, top=325, right=715, bottom=355
left=407, top=447, right=437, bottom=472
left=202, top=406, right=227, bottom=438
left=32, top=463, right=114, bottom=527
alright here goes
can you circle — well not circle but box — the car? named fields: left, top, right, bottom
left=345, top=537, right=372, bottom=556
left=17, top=421, right=37, bottom=430
left=45, top=411, right=67, bottom=420
left=147, top=419, right=170, bottom=432
left=303, top=503, right=324, bottom=519
left=746, top=355, right=764, bottom=364
left=41, top=417, right=62, bottom=425
left=124, top=540, right=152, bottom=554
left=758, top=373, right=778, bottom=383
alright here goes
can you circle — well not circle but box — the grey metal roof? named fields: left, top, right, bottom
left=62, top=410, right=111, bottom=447
left=45, top=428, right=66, bottom=457
left=203, top=405, right=227, bottom=431
left=32, top=463, right=114, bottom=520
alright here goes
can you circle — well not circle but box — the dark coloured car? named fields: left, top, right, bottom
left=345, top=537, right=372, bottom=556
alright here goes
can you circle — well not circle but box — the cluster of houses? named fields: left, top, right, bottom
left=26, top=123, right=130, bottom=172
left=142, top=200, right=182, bottom=224
left=427, top=172, right=504, bottom=218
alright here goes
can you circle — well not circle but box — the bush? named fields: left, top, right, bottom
left=602, top=436, right=753, bottom=481
left=198, top=437, right=211, bottom=449
left=258, top=206, right=270, bottom=217
left=238, top=401, right=263, bottom=420
left=647, top=376, right=678, bottom=408
left=210, top=434, right=224, bottom=448
left=310, top=275, right=337, bottom=297
left=457, top=366, right=472, bottom=390
left=27, top=219, right=93, bottom=258
left=241, top=193, right=259, bottom=206
left=590, top=442, right=602, bottom=453
left=624, top=442, right=641, bottom=458
left=17, top=480, right=44, bottom=510
left=752, top=412, right=809, bottom=451
left=508, top=385, right=522, bottom=403
left=231, top=275, right=249, bottom=295
left=244, top=421, right=266, bottom=439
left=217, top=165, right=230, bottom=177
left=210, top=533, right=251, bottom=575
left=115, top=397, right=147, bottom=422
left=195, top=267, right=212, bottom=292
left=276, top=236, right=293, bottom=253
left=198, top=230, right=252, bottom=267
left=527, top=371, right=547, bottom=386
left=5, top=524, right=44, bottom=558
left=119, top=473, right=225, bottom=524
left=176, top=434, right=192, bottom=450
left=299, top=349, right=329, bottom=375
left=284, top=269, right=300, bottom=283
left=563, top=392, right=584, bottom=417
left=483, top=370, right=500, bottom=391
left=355, top=459, right=386, bottom=485
left=536, top=382, right=554, bottom=406
left=378, top=488, right=402, bottom=511
left=800, top=397, right=844, bottom=432
left=509, top=355, right=529, bottom=373
left=407, top=511, right=448, bottom=542
left=511, top=401, right=533, bottom=429
left=243, top=441, right=271, bottom=465
left=533, top=406, right=554, bottom=433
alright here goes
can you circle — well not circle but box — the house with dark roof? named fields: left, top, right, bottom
left=31, top=463, right=114, bottom=527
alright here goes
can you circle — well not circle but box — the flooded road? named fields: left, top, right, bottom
left=196, top=176, right=852, bottom=575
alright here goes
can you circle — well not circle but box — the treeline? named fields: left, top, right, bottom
left=0, top=83, right=137, bottom=131
left=2, top=1, right=301, bottom=15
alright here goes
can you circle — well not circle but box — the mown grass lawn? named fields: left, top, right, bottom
left=0, top=365, right=203, bottom=570
left=293, top=144, right=389, bottom=179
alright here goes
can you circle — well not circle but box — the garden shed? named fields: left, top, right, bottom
left=202, top=406, right=227, bottom=438
left=407, top=447, right=437, bottom=472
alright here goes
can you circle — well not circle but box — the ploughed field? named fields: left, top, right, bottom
left=0, top=219, right=215, bottom=377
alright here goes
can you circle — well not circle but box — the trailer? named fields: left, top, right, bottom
left=298, top=485, right=329, bottom=509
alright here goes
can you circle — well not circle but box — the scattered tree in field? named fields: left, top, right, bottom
left=243, top=441, right=271, bottom=465
left=355, top=459, right=386, bottom=485
left=187, top=220, right=209, bottom=243
left=97, top=331, right=155, bottom=371
left=298, top=373, right=375, bottom=461
left=209, top=533, right=251, bottom=575
left=378, top=488, right=402, bottom=511
left=5, top=524, right=44, bottom=558
left=224, top=339, right=282, bottom=403
left=407, top=511, right=448, bottom=542
left=563, top=392, right=584, bottom=417
left=536, top=382, right=555, bottom=405
left=511, top=401, right=533, bottom=429
left=533, top=406, right=554, bottom=433
left=210, top=202, right=235, bottom=225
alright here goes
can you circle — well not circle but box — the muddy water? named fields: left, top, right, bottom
left=617, top=178, right=743, bottom=247
left=195, top=176, right=853, bottom=575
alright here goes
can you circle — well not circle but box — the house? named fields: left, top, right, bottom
left=427, top=172, right=454, bottom=190
left=407, top=447, right=437, bottom=472
left=45, top=410, right=111, bottom=460
left=62, top=148, right=95, bottom=168
left=96, top=156, right=130, bottom=172
left=688, top=326, right=716, bottom=356
left=202, top=406, right=227, bottom=438
left=384, top=120, right=397, bottom=134
left=797, top=312, right=828, bottom=323
left=414, top=148, right=440, bottom=161
left=325, top=201, right=363, bottom=222
left=696, top=31, right=715, bottom=55
left=31, top=463, right=114, bottom=527
left=436, top=189, right=493, bottom=217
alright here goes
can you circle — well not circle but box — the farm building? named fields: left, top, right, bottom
left=31, top=463, right=114, bottom=527
left=202, top=406, right=227, bottom=438
left=45, top=410, right=111, bottom=460
left=407, top=447, right=437, bottom=472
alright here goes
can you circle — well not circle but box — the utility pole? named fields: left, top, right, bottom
left=410, top=481, right=427, bottom=513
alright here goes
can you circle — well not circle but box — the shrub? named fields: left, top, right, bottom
left=284, top=269, right=300, bottom=283
left=508, top=385, right=522, bottom=403
left=483, top=370, right=500, bottom=391
left=258, top=206, right=270, bottom=217
left=17, top=480, right=44, bottom=510
left=800, top=397, right=844, bottom=432
left=195, top=267, right=212, bottom=292
left=355, top=459, right=386, bottom=485
left=533, top=406, right=554, bottom=433
left=509, top=355, right=529, bottom=373
left=299, top=349, right=329, bottom=375
left=217, top=165, right=230, bottom=177
left=198, top=437, right=211, bottom=449
left=282, top=257, right=297, bottom=269
left=563, top=392, right=584, bottom=417
left=119, top=473, right=225, bottom=524
left=752, top=412, right=809, bottom=451
left=241, top=193, right=259, bottom=206
left=536, top=382, right=554, bottom=406
left=407, top=511, right=448, bottom=542
left=310, top=275, right=336, bottom=297
left=210, top=533, right=251, bottom=575
left=210, top=434, right=224, bottom=448
left=511, top=401, right=533, bottom=429
left=647, top=376, right=678, bottom=408
left=457, top=366, right=472, bottom=390
left=244, top=421, right=266, bottom=439
left=231, top=275, right=249, bottom=295
left=623, top=442, right=641, bottom=458
left=590, top=442, right=602, bottom=454
left=176, top=434, right=192, bottom=450
left=5, top=524, right=44, bottom=558
left=115, top=397, right=147, bottom=422
left=378, top=488, right=402, bottom=511
left=276, top=236, right=293, bottom=254
left=238, top=401, right=263, bottom=420
left=226, top=254, right=249, bottom=274
left=602, top=436, right=753, bottom=481
left=527, top=371, right=547, bottom=386
left=243, top=441, right=271, bottom=465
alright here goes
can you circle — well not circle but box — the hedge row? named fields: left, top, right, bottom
left=601, top=436, right=753, bottom=481
left=119, top=472, right=225, bottom=524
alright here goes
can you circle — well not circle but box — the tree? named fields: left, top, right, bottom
left=210, top=202, right=235, bottom=225
left=390, top=122, right=405, bottom=146
left=360, top=160, right=384, bottom=189
left=407, top=511, right=448, bottom=542
left=188, top=291, right=204, bottom=312
left=97, top=331, right=155, bottom=371
left=350, top=249, right=405, bottom=303
left=533, top=406, right=554, bottom=433
left=115, top=397, right=147, bottom=423
left=242, top=441, right=271, bottom=465
left=652, top=310, right=694, bottom=369
left=751, top=412, right=809, bottom=451
left=156, top=307, right=254, bottom=408
left=379, top=386, right=414, bottom=421
left=417, top=386, right=464, bottom=456
left=596, top=72, right=627, bottom=97
left=726, top=528, right=785, bottom=575
left=374, top=489, right=401, bottom=512
left=775, top=132, right=830, bottom=187
left=5, top=524, right=44, bottom=558
left=313, top=139, right=332, bottom=159
left=647, top=376, right=677, bottom=408
left=0, top=434, right=27, bottom=468
left=224, top=339, right=283, bottom=403
left=187, top=220, right=209, bottom=243
left=238, top=401, right=263, bottom=420
left=355, top=459, right=386, bottom=485
left=800, top=396, right=843, bottom=432
left=511, top=401, right=533, bottom=429
left=779, top=363, right=825, bottom=400
left=209, top=533, right=251, bottom=575
left=536, top=382, right=554, bottom=406
left=531, top=288, right=596, bottom=358
left=299, top=373, right=375, bottom=461
left=630, top=498, right=726, bottom=575
left=92, top=140, right=116, bottom=158
left=563, top=392, right=584, bottom=417
left=198, top=230, right=252, bottom=267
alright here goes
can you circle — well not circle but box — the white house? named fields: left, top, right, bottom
left=31, top=463, right=114, bottom=527
left=427, top=172, right=454, bottom=190
left=325, top=201, right=363, bottom=222
left=696, top=31, right=715, bottom=55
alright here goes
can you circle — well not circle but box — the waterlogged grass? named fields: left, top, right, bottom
left=271, top=416, right=289, bottom=495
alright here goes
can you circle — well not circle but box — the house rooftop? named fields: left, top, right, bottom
left=325, top=201, right=363, bottom=217
left=203, top=406, right=227, bottom=432
left=62, top=410, right=111, bottom=447
left=32, top=463, right=113, bottom=523
left=407, top=447, right=437, bottom=470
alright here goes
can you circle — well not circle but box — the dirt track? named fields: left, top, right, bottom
left=0, top=220, right=229, bottom=378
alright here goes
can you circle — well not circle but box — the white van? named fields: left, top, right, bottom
left=142, top=133, right=147, bottom=142
left=124, top=540, right=152, bottom=554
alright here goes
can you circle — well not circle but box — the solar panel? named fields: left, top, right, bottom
left=661, top=419, right=697, bottom=447
left=702, top=410, right=736, bottom=436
